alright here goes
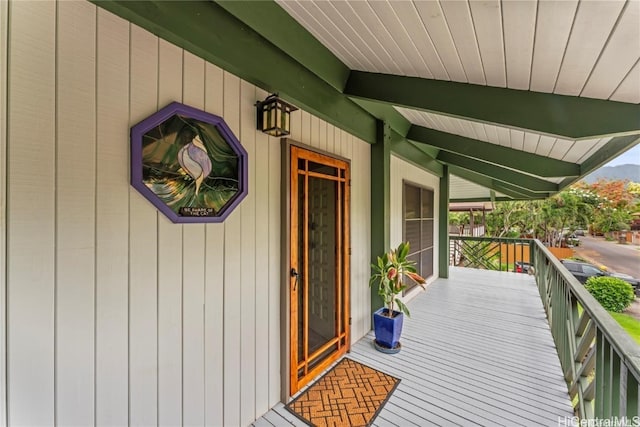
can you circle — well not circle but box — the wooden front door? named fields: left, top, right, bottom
left=289, top=146, right=350, bottom=394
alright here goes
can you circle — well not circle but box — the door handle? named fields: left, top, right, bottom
left=291, top=268, right=299, bottom=291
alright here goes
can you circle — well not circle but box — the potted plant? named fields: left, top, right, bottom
left=369, top=242, right=426, bottom=353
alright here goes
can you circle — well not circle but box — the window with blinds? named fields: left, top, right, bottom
left=402, top=182, right=434, bottom=294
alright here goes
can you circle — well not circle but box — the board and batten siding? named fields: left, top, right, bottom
left=0, top=0, right=8, bottom=423
left=390, top=155, right=441, bottom=298
left=1, top=1, right=371, bottom=425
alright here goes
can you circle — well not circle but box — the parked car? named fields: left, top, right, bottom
left=563, top=233, right=580, bottom=247
left=515, top=261, right=531, bottom=274
left=560, top=259, right=640, bottom=295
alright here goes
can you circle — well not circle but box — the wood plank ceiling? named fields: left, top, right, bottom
left=275, top=0, right=640, bottom=201
left=93, top=0, right=640, bottom=201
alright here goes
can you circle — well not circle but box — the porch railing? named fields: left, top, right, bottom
left=449, top=235, right=531, bottom=272
left=448, top=235, right=640, bottom=418
left=532, top=240, right=640, bottom=419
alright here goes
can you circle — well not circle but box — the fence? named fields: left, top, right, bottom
left=449, top=236, right=532, bottom=272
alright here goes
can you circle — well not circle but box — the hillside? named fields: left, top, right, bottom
left=584, top=164, right=640, bottom=183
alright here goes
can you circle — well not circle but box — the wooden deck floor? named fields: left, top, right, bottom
left=254, top=268, right=574, bottom=426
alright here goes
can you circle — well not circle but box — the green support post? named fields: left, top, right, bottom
left=439, top=165, right=450, bottom=278
left=370, top=121, right=391, bottom=313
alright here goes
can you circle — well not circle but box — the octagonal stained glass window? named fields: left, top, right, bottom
left=131, top=102, right=248, bottom=223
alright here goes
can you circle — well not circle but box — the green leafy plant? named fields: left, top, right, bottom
left=369, top=242, right=426, bottom=317
left=585, top=276, right=635, bottom=313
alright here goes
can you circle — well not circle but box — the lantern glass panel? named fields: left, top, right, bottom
left=262, top=108, right=269, bottom=132
left=257, top=95, right=297, bottom=136
left=268, top=104, right=276, bottom=132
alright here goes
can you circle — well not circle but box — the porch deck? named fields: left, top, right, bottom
left=254, top=267, right=573, bottom=426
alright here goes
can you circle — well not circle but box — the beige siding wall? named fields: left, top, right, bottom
left=0, top=0, right=7, bottom=423
left=1, top=1, right=371, bottom=425
left=390, top=155, right=441, bottom=300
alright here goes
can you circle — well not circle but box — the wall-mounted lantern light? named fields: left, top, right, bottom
left=256, top=93, right=298, bottom=137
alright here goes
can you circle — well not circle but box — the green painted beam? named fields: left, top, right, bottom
left=449, top=166, right=541, bottom=199
left=371, top=122, right=391, bottom=313
left=345, top=71, right=640, bottom=139
left=439, top=165, right=450, bottom=279
left=407, top=125, right=580, bottom=178
left=560, top=135, right=640, bottom=188
left=91, top=0, right=377, bottom=143
left=452, top=196, right=520, bottom=202
left=493, top=183, right=552, bottom=199
left=389, top=138, right=444, bottom=178
left=580, top=135, right=640, bottom=176
left=407, top=140, right=439, bottom=161
left=437, top=151, right=559, bottom=193
left=351, top=98, right=412, bottom=138
left=216, top=1, right=350, bottom=92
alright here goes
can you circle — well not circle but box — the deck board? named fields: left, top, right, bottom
left=253, top=268, right=573, bottom=426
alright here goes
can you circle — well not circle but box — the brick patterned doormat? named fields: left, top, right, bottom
left=285, top=358, right=401, bottom=426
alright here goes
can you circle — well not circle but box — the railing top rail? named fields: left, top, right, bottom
left=533, top=239, right=640, bottom=380
left=450, top=235, right=533, bottom=244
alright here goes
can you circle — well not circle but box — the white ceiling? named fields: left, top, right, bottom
left=449, top=174, right=507, bottom=200
left=275, top=0, right=640, bottom=199
left=396, top=107, right=613, bottom=164
left=276, top=0, right=639, bottom=102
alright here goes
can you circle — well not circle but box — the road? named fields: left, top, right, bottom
left=572, top=235, right=640, bottom=278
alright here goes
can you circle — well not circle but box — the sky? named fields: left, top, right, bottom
left=604, top=144, right=640, bottom=167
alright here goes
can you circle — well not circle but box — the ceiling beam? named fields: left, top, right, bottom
left=580, top=135, right=640, bottom=176
left=388, top=136, right=443, bottom=177
left=345, top=71, right=640, bottom=139
left=407, top=125, right=580, bottom=178
left=559, top=135, right=640, bottom=188
left=91, top=0, right=378, bottom=143
left=216, top=1, right=349, bottom=92
left=351, top=98, right=412, bottom=138
left=451, top=166, right=553, bottom=200
left=491, top=182, right=552, bottom=200
left=407, top=141, right=440, bottom=161
left=452, top=196, right=517, bottom=202
left=449, top=167, right=529, bottom=199
left=438, top=152, right=559, bottom=193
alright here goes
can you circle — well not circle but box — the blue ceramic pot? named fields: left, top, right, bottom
left=373, top=307, right=404, bottom=349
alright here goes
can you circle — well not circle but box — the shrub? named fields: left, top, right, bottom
left=585, top=276, right=635, bottom=313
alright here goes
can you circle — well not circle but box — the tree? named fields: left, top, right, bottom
left=626, top=181, right=640, bottom=198
left=478, top=179, right=636, bottom=243
left=486, top=187, right=595, bottom=246
left=574, top=179, right=634, bottom=209
left=486, top=201, right=534, bottom=238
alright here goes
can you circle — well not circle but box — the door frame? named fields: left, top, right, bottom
left=280, top=139, right=351, bottom=400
